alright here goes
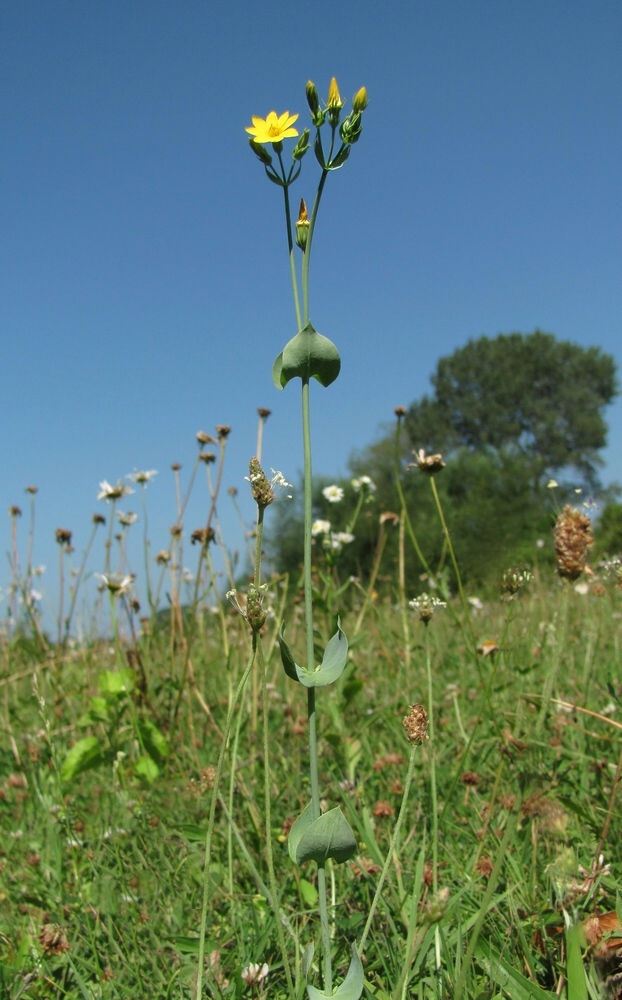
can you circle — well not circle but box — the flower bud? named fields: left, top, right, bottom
left=292, top=128, right=310, bottom=161
left=327, top=77, right=343, bottom=108
left=295, top=199, right=310, bottom=250
left=352, top=87, right=368, bottom=113
left=340, top=112, right=363, bottom=145
left=306, top=80, right=320, bottom=115
left=248, top=138, right=273, bottom=166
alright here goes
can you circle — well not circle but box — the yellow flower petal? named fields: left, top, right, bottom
left=245, top=110, right=299, bottom=144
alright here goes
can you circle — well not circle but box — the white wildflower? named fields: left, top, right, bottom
left=574, top=581, right=589, bottom=596
left=409, top=593, right=447, bottom=624
left=127, top=469, right=158, bottom=485
left=351, top=475, right=376, bottom=494
left=96, top=574, right=133, bottom=595
left=241, top=963, right=269, bottom=986
left=312, top=519, right=331, bottom=536
left=547, top=479, right=558, bottom=489
left=117, top=511, right=138, bottom=527
left=322, top=485, right=344, bottom=503
left=98, top=480, right=134, bottom=502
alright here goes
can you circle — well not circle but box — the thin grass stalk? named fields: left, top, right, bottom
left=64, top=520, right=100, bottom=643
left=535, top=583, right=571, bottom=738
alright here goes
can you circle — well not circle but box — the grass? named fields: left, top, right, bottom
left=1, top=556, right=622, bottom=999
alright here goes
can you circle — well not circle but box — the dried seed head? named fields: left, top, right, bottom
left=8, top=505, right=22, bottom=518
left=257, top=408, right=272, bottom=419
left=191, top=527, right=215, bottom=548
left=25, top=485, right=38, bottom=495
left=170, top=463, right=181, bottom=472
left=196, top=431, right=216, bottom=446
left=246, top=459, right=292, bottom=508
left=403, top=703, right=429, bottom=744
left=155, top=549, right=170, bottom=565
left=554, top=505, right=593, bottom=580
left=55, top=528, right=72, bottom=546
left=216, top=425, right=231, bottom=439
left=411, top=448, right=446, bottom=475
left=39, top=923, right=70, bottom=955
left=92, top=513, right=106, bottom=525
left=394, top=405, right=407, bottom=418
left=170, top=523, right=182, bottom=538
left=199, top=451, right=216, bottom=464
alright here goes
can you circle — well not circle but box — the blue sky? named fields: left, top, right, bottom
left=1, top=1, right=621, bottom=630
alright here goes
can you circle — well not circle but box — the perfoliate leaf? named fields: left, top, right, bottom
left=290, top=805, right=356, bottom=866
left=60, top=737, right=103, bottom=783
left=134, top=755, right=159, bottom=783
left=278, top=623, right=302, bottom=682
left=98, top=668, right=134, bottom=697
left=307, top=944, right=364, bottom=1000
left=279, top=620, right=349, bottom=688
left=273, top=323, right=341, bottom=390
left=138, top=719, right=169, bottom=763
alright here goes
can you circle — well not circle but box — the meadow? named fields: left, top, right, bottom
left=1, top=455, right=622, bottom=999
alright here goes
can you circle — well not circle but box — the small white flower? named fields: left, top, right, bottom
left=127, top=469, right=158, bottom=485
left=536, top=539, right=545, bottom=549
left=241, top=963, right=269, bottom=986
left=96, top=573, right=133, bottom=595
left=351, top=475, right=376, bottom=493
left=323, top=485, right=344, bottom=503
left=117, top=511, right=138, bottom=527
left=29, top=590, right=42, bottom=603
left=547, top=479, right=558, bottom=489
left=468, top=596, right=484, bottom=611
left=312, top=519, right=331, bottom=536
left=601, top=702, right=616, bottom=716
left=574, top=581, right=589, bottom=596
left=98, top=480, right=135, bottom=502
left=332, top=532, right=354, bottom=545
left=33, top=565, right=46, bottom=576
left=409, top=593, right=447, bottom=623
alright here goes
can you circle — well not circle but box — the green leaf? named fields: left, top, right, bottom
left=300, top=878, right=319, bottom=907
left=98, top=668, right=134, bottom=697
left=278, top=623, right=302, bottom=682
left=298, top=620, right=348, bottom=688
left=134, top=755, right=160, bottom=783
left=273, top=322, right=341, bottom=390
left=307, top=944, right=364, bottom=1000
left=89, top=696, right=111, bottom=721
left=169, top=935, right=202, bottom=954
left=60, top=736, right=103, bottom=783
left=279, top=620, right=349, bottom=689
left=566, top=925, right=588, bottom=1000
left=290, top=804, right=356, bottom=866
left=138, top=719, right=169, bottom=763
left=474, top=941, right=558, bottom=999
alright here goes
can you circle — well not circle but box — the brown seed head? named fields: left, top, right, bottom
left=39, top=923, right=70, bottom=955
left=191, top=527, right=215, bottom=547
left=247, top=457, right=275, bottom=508
left=403, top=703, right=429, bottom=744
left=9, top=505, right=22, bottom=518
left=554, top=505, right=593, bottom=580
left=216, top=425, right=231, bottom=439
left=92, top=513, right=106, bottom=525
left=394, top=405, right=407, bottom=418
left=373, top=799, right=394, bottom=818
left=198, top=451, right=216, bottom=464
left=257, top=407, right=272, bottom=419
left=55, top=528, right=72, bottom=546
left=25, top=485, right=38, bottom=495
left=170, top=523, right=182, bottom=538
left=228, top=486, right=238, bottom=496
left=196, top=431, right=216, bottom=445
left=412, top=449, right=446, bottom=475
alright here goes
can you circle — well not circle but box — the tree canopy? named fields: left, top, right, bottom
left=405, top=331, right=618, bottom=485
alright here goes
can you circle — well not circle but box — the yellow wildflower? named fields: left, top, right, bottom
left=327, top=77, right=343, bottom=108
left=245, top=111, right=299, bottom=144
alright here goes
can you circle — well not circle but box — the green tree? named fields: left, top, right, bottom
left=405, top=331, right=618, bottom=486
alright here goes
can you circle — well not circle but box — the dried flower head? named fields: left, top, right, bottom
left=191, top=527, right=215, bottom=548
left=55, top=528, right=72, bottom=546
left=216, top=425, right=231, bottom=439
left=403, top=703, right=429, bottom=744
left=394, top=405, right=407, bottom=418
left=411, top=449, right=446, bottom=475
left=25, top=485, right=38, bottom=495
left=39, top=923, right=70, bottom=955
left=8, top=505, right=22, bottom=518
left=554, top=505, right=593, bottom=580
left=196, top=431, right=216, bottom=446
left=155, top=549, right=170, bottom=565
left=257, top=408, right=271, bottom=419
left=92, top=513, right=106, bottom=525
left=409, top=593, right=447, bottom=624
left=170, top=523, right=182, bottom=538
left=199, top=451, right=216, bottom=464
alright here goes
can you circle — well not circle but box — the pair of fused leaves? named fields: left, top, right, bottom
left=278, top=619, right=348, bottom=688
left=304, top=942, right=364, bottom=1000
left=273, top=322, right=340, bottom=390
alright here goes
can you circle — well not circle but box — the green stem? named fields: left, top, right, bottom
left=302, top=170, right=329, bottom=325
left=535, top=583, right=571, bottom=738
left=302, top=376, right=332, bottom=995
left=280, top=169, right=302, bottom=331
left=424, top=627, right=438, bottom=894
left=428, top=477, right=476, bottom=649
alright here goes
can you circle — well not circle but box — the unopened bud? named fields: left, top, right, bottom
left=327, top=77, right=343, bottom=108
left=292, top=128, right=310, bottom=161
left=352, top=87, right=368, bottom=113
left=340, top=111, right=363, bottom=145
left=424, top=888, right=450, bottom=924
left=248, top=138, right=273, bottom=166
left=295, top=199, right=310, bottom=250
left=306, top=80, right=320, bottom=115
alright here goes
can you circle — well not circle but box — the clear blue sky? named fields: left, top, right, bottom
left=2, top=1, right=621, bottom=629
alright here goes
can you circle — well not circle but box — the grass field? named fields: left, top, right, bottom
left=1, top=545, right=622, bottom=999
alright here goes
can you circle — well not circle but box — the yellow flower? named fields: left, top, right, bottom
left=327, top=77, right=343, bottom=108
left=245, top=111, right=299, bottom=144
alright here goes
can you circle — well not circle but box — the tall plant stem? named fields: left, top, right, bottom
left=428, top=476, right=476, bottom=649
left=302, top=376, right=333, bottom=995
left=424, top=626, right=438, bottom=893
left=302, top=170, right=328, bottom=326
left=281, top=181, right=302, bottom=331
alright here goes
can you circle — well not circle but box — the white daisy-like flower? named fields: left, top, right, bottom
left=547, top=479, right=558, bottom=489
left=351, top=475, right=376, bottom=493
left=127, top=469, right=158, bottom=485
left=322, top=485, right=344, bottom=503
left=96, top=573, right=133, bottom=595
left=312, top=519, right=331, bottom=536
left=117, top=511, right=138, bottom=527
left=332, top=532, right=354, bottom=545
left=98, top=480, right=135, bottom=502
